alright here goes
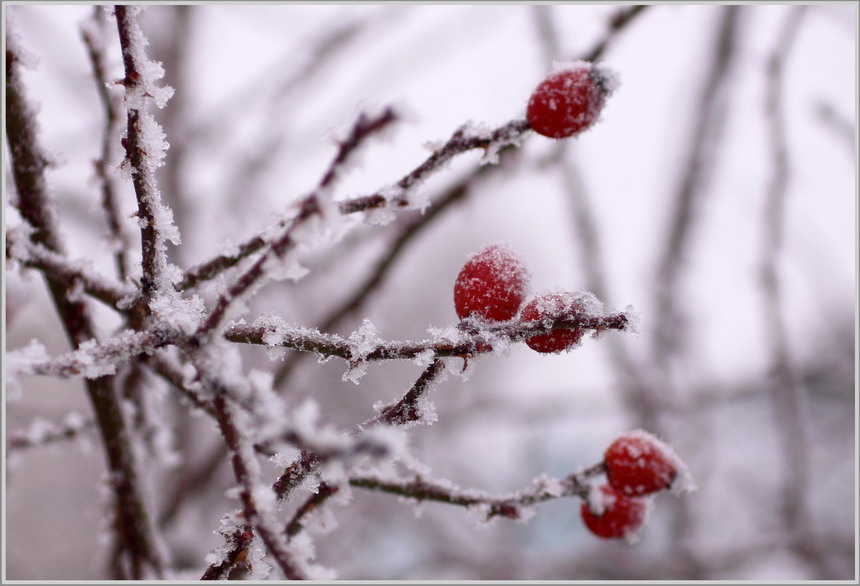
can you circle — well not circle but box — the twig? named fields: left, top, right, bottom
left=209, top=393, right=306, bottom=580
left=284, top=483, right=340, bottom=539
left=338, top=119, right=530, bottom=214
left=364, top=358, right=446, bottom=427
left=652, top=6, right=741, bottom=372
left=582, top=5, right=651, bottom=63
left=8, top=329, right=169, bottom=381
left=228, top=309, right=632, bottom=364
left=6, top=29, right=165, bottom=579
left=8, top=414, right=96, bottom=451
left=115, top=5, right=176, bottom=303
left=7, top=232, right=133, bottom=309
left=349, top=462, right=606, bottom=521
left=760, top=2, right=815, bottom=558
left=81, top=6, right=131, bottom=281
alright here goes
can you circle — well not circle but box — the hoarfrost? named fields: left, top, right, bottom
left=412, top=348, right=436, bottom=368
left=585, top=480, right=609, bottom=516
left=149, top=292, right=204, bottom=335
left=622, top=304, right=641, bottom=336
left=6, top=339, right=50, bottom=391
left=245, top=535, right=272, bottom=580
left=533, top=473, right=564, bottom=498
left=343, top=319, right=382, bottom=384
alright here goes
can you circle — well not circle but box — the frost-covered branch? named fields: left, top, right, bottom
left=365, top=358, right=446, bottom=427
left=210, top=394, right=306, bottom=580
left=115, top=5, right=177, bottom=303
left=349, top=463, right=605, bottom=522
left=8, top=413, right=95, bottom=452
left=8, top=329, right=169, bottom=382
left=82, top=6, right=131, bottom=281
left=339, top=118, right=531, bottom=214
left=284, top=483, right=340, bottom=539
left=7, top=230, right=133, bottom=308
left=228, top=308, right=633, bottom=364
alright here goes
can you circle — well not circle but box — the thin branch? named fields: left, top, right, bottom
left=8, top=329, right=169, bottom=381
left=82, top=6, right=131, bottom=281
left=652, top=6, right=741, bottom=371
left=364, top=358, right=446, bottom=427
left=760, top=2, right=815, bottom=557
left=349, top=462, right=606, bottom=522
left=115, top=5, right=175, bottom=303
left=813, top=100, right=855, bottom=155
left=8, top=414, right=96, bottom=452
left=582, top=5, right=651, bottom=63
left=228, top=309, right=632, bottom=364
left=209, top=393, right=306, bottom=580
left=284, top=483, right=340, bottom=539
left=339, top=119, right=531, bottom=214
left=7, top=231, right=133, bottom=308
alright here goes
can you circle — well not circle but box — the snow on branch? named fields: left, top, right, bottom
left=349, top=463, right=606, bottom=522
left=226, top=306, right=634, bottom=364
left=8, top=412, right=95, bottom=452
left=338, top=118, right=531, bottom=215
left=7, top=329, right=169, bottom=382
left=7, top=229, right=133, bottom=309
left=114, top=5, right=177, bottom=302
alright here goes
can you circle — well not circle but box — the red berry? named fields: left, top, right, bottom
left=526, top=61, right=616, bottom=139
left=580, top=484, right=647, bottom=540
left=605, top=431, right=679, bottom=496
left=520, top=292, right=585, bottom=353
left=454, top=245, right=529, bottom=322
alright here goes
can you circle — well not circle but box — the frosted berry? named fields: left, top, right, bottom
left=520, top=292, right=585, bottom=353
left=526, top=61, right=617, bottom=139
left=580, top=484, right=647, bottom=540
left=605, top=431, right=678, bottom=496
left=454, top=245, right=529, bottom=322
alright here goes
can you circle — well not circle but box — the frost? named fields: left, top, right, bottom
left=6, top=339, right=50, bottom=386
left=245, top=535, right=272, bottom=580
left=622, top=304, right=641, bottom=336
left=150, top=292, right=205, bottom=335
left=533, top=473, right=564, bottom=498
left=515, top=506, right=536, bottom=524
left=343, top=319, right=382, bottom=384
left=426, top=324, right=465, bottom=345
left=412, top=348, right=436, bottom=368
left=585, top=481, right=609, bottom=516
left=262, top=245, right=309, bottom=282
left=414, top=395, right=437, bottom=425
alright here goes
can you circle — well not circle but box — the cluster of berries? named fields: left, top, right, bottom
left=453, top=244, right=587, bottom=354
left=580, top=431, right=686, bottom=540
